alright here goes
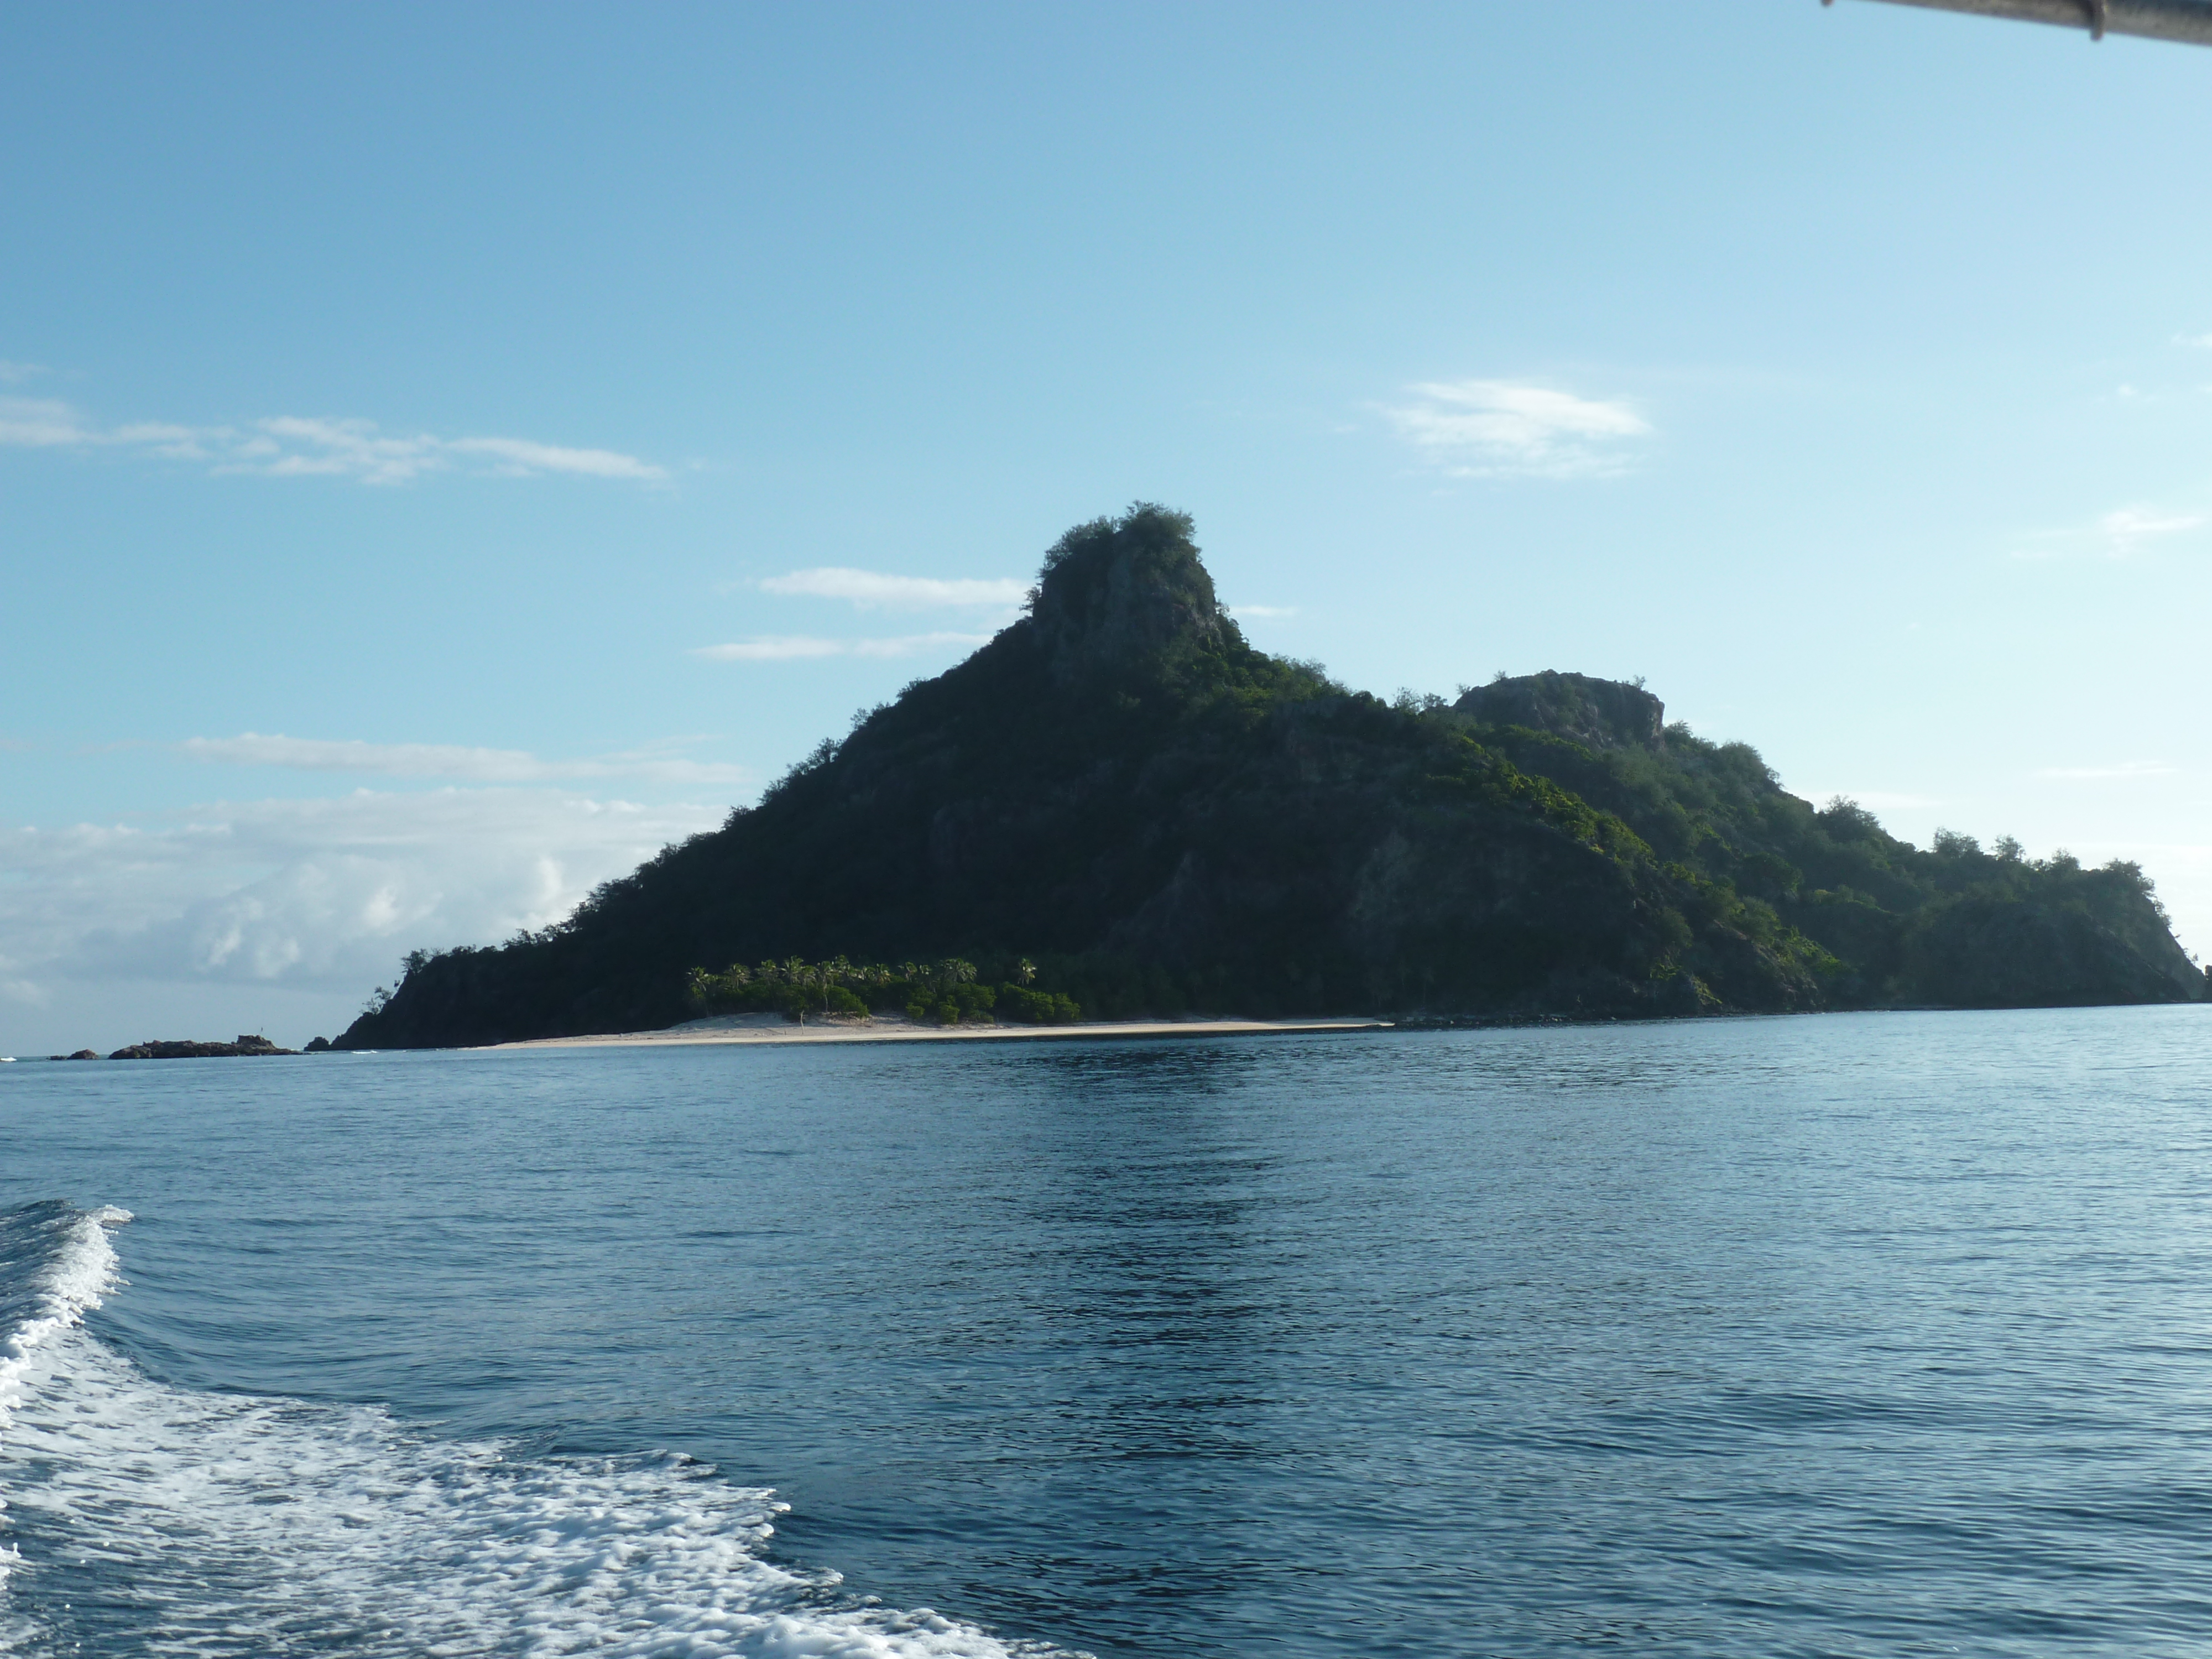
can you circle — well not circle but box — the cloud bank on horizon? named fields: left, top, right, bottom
left=1, top=729, right=752, bottom=1045
left=0, top=788, right=722, bottom=1027
left=0, top=395, right=662, bottom=483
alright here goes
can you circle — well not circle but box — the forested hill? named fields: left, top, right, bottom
left=340, top=507, right=2207, bottom=1047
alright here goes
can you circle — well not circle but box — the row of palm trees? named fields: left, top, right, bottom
left=687, top=954, right=1041, bottom=1018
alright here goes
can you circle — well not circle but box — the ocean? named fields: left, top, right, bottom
left=4, top=1006, right=2210, bottom=1656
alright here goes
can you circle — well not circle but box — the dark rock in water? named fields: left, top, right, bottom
left=303, top=1036, right=332, bottom=1052
left=1454, top=671, right=1666, bottom=752
left=65, top=1049, right=100, bottom=1061
left=109, top=1035, right=298, bottom=1060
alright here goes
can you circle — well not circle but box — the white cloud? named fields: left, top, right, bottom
left=446, top=435, right=665, bottom=481
left=1382, top=379, right=1651, bottom=478
left=757, top=567, right=1028, bottom=609
left=232, top=416, right=442, bottom=482
left=693, top=636, right=848, bottom=662
left=2173, top=332, right=2212, bottom=349
left=0, top=397, right=663, bottom=484
left=2037, top=761, right=2178, bottom=781
left=2016, top=505, right=2208, bottom=560
left=2098, top=507, right=2204, bottom=552
left=693, top=632, right=993, bottom=662
left=698, top=570, right=1018, bottom=663
left=0, top=397, right=92, bottom=446
left=0, top=361, right=50, bottom=385
left=0, top=788, right=723, bottom=1019
left=1229, top=604, right=1297, bottom=619
left=180, top=733, right=748, bottom=787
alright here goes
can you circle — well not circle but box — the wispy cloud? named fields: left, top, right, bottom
left=694, top=637, right=847, bottom=662
left=444, top=435, right=662, bottom=480
left=2173, top=332, right=2212, bottom=349
left=181, top=733, right=745, bottom=786
left=2037, top=760, right=2177, bottom=781
left=1382, top=379, right=1651, bottom=478
left=757, top=567, right=1027, bottom=609
left=0, top=361, right=47, bottom=385
left=694, top=632, right=994, bottom=663
left=1229, top=604, right=1297, bottom=619
left=0, top=397, right=91, bottom=447
left=0, top=397, right=662, bottom=484
left=2015, top=505, right=2208, bottom=560
left=2099, top=507, right=2204, bottom=552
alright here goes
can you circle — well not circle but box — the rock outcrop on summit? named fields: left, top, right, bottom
left=1454, top=671, right=1667, bottom=753
left=340, top=506, right=2205, bottom=1049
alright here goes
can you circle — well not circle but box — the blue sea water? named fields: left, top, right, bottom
left=4, top=1006, right=2212, bottom=1657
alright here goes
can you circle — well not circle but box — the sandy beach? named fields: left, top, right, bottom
left=489, top=1012, right=1393, bottom=1052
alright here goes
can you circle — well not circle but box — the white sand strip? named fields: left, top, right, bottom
left=486, top=1014, right=1392, bottom=1052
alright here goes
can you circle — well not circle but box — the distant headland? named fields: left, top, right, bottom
left=340, top=505, right=2209, bottom=1050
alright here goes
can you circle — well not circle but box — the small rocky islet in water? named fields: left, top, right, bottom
left=50, top=1034, right=333, bottom=1060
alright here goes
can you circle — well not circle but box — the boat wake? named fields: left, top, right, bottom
left=0, top=1201, right=1063, bottom=1658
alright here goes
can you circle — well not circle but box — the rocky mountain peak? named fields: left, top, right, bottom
left=1026, top=504, right=1225, bottom=682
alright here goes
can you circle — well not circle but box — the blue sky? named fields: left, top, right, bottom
left=5, top=0, right=2210, bottom=1051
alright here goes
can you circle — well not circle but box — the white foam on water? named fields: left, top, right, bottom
left=0, top=1206, right=1071, bottom=1659
left=0, top=1203, right=127, bottom=1455
left=0, top=1202, right=131, bottom=1648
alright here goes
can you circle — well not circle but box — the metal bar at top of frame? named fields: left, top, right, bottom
left=1838, top=0, right=2212, bottom=46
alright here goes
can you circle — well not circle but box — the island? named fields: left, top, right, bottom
left=340, top=505, right=2208, bottom=1050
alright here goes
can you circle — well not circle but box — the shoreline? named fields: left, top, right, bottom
left=484, top=1014, right=1394, bottom=1052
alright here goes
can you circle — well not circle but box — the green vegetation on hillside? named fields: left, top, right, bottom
left=339, top=507, right=2204, bottom=1048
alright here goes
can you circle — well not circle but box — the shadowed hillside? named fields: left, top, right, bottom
left=341, top=507, right=2205, bottom=1047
